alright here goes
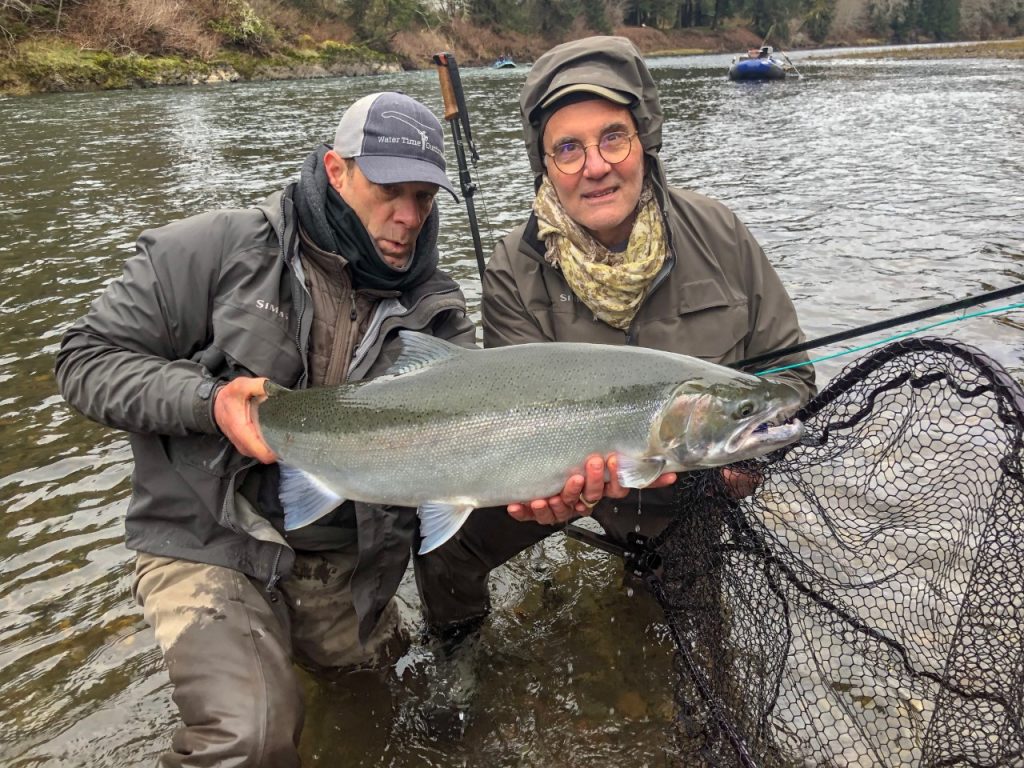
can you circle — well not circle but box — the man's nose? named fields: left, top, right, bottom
left=393, top=196, right=424, bottom=228
left=581, top=144, right=612, bottom=177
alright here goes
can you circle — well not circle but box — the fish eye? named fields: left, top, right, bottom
left=736, top=401, right=755, bottom=419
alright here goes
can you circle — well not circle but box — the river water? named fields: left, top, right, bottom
left=1, top=45, right=1022, bottom=767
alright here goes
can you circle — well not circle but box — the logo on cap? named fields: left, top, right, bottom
left=333, top=92, right=456, bottom=198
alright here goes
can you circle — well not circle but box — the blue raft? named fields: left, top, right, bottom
left=728, top=46, right=791, bottom=81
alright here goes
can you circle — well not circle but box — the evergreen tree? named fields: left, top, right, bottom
left=919, top=0, right=960, bottom=37
left=802, top=0, right=836, bottom=39
left=344, top=0, right=423, bottom=46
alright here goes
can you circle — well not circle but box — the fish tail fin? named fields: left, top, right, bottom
left=416, top=502, right=475, bottom=555
left=279, top=464, right=346, bottom=530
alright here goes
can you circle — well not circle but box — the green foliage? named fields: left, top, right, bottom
left=343, top=0, right=423, bottom=47
left=0, top=40, right=216, bottom=93
left=919, top=0, right=959, bottom=38
left=583, top=0, right=614, bottom=33
left=868, top=0, right=960, bottom=40
left=468, top=0, right=528, bottom=30
left=624, top=0, right=682, bottom=27
left=802, top=0, right=836, bottom=39
left=209, top=0, right=276, bottom=54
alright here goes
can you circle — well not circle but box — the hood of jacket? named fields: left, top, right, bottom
left=519, top=36, right=666, bottom=191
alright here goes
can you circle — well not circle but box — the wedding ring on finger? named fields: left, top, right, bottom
left=578, top=494, right=599, bottom=511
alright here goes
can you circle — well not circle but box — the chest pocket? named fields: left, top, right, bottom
left=640, top=279, right=748, bottom=362
left=208, top=300, right=303, bottom=384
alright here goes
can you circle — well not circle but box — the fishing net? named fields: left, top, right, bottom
left=647, top=336, right=1024, bottom=767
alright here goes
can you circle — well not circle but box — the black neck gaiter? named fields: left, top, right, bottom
left=293, top=145, right=440, bottom=292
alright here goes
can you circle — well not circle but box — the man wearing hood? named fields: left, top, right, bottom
left=55, top=91, right=577, bottom=766
left=417, top=38, right=816, bottom=632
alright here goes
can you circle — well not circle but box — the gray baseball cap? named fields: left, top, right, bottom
left=333, top=91, right=457, bottom=200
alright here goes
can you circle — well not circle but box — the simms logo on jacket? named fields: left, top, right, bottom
left=256, top=299, right=289, bottom=322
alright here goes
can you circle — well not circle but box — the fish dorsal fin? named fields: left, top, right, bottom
left=383, top=331, right=466, bottom=377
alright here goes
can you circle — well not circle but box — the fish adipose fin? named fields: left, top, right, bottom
left=417, top=501, right=475, bottom=555
left=617, top=456, right=667, bottom=488
left=279, top=464, right=347, bottom=530
left=385, top=331, right=465, bottom=377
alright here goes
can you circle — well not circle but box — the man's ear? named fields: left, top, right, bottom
left=323, top=150, right=347, bottom=191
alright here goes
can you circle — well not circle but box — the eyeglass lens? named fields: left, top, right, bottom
left=550, top=132, right=634, bottom=174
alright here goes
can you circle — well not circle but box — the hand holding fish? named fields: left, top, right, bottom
left=722, top=466, right=762, bottom=499
left=506, top=453, right=679, bottom=525
left=213, top=376, right=277, bottom=464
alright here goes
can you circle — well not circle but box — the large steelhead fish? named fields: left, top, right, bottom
left=258, top=332, right=803, bottom=554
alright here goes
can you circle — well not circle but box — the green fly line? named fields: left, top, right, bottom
left=755, top=302, right=1024, bottom=376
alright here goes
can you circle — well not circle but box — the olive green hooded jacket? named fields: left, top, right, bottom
left=480, top=36, right=814, bottom=517
left=484, top=35, right=815, bottom=402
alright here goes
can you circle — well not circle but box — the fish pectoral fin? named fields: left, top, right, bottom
left=383, top=331, right=465, bottom=377
left=279, top=464, right=347, bottom=531
left=616, top=456, right=667, bottom=488
left=416, top=501, right=475, bottom=555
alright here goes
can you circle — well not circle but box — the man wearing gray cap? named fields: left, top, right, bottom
left=54, top=91, right=535, bottom=766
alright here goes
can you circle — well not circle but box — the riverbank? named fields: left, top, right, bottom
left=3, top=28, right=1021, bottom=97
left=0, top=39, right=400, bottom=96
left=0, top=23, right=764, bottom=96
left=814, top=37, right=1024, bottom=59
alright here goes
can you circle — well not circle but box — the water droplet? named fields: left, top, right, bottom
left=626, top=586, right=635, bottom=598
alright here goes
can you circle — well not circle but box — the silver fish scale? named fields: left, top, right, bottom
left=259, top=341, right=767, bottom=507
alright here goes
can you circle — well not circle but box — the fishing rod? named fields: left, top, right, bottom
left=776, top=47, right=803, bottom=78
left=735, top=283, right=1024, bottom=371
left=433, top=52, right=487, bottom=278
left=758, top=21, right=802, bottom=78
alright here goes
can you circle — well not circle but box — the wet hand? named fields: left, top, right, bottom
left=213, top=377, right=277, bottom=464
left=721, top=467, right=762, bottom=499
left=506, top=453, right=677, bottom=525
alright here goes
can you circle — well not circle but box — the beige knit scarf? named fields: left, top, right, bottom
left=534, top=176, right=667, bottom=330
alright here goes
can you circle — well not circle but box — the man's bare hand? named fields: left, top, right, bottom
left=213, top=377, right=277, bottom=464
left=506, top=453, right=677, bottom=525
left=721, top=467, right=762, bottom=499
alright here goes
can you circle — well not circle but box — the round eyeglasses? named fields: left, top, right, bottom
left=545, top=131, right=638, bottom=175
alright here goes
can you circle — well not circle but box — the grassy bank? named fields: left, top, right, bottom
left=816, top=37, right=1024, bottom=59
left=0, top=39, right=399, bottom=96
left=0, top=21, right=760, bottom=96
left=3, top=20, right=1021, bottom=97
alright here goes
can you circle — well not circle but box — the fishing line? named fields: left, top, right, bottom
left=734, top=283, right=1024, bottom=371
left=754, top=301, right=1024, bottom=376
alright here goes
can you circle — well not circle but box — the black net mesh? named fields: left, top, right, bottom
left=649, top=337, right=1024, bottom=767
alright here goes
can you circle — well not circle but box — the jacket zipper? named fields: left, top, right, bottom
left=281, top=192, right=309, bottom=389
left=265, top=547, right=283, bottom=601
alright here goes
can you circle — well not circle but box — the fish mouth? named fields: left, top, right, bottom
left=726, top=401, right=804, bottom=457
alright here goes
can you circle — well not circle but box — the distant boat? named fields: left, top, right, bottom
left=728, top=46, right=792, bottom=81
left=492, top=55, right=516, bottom=69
